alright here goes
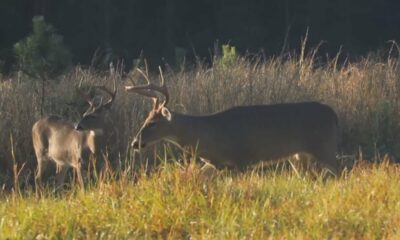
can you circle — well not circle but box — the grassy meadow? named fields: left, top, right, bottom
left=1, top=162, right=400, bottom=239
left=1, top=46, right=400, bottom=238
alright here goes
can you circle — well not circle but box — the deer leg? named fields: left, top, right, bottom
left=55, top=164, right=68, bottom=190
left=35, top=158, right=49, bottom=191
left=312, top=146, right=340, bottom=177
left=75, top=159, right=84, bottom=189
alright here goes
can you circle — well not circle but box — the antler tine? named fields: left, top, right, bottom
left=78, top=86, right=95, bottom=108
left=98, top=97, right=104, bottom=108
left=95, top=86, right=113, bottom=101
left=79, top=88, right=96, bottom=117
left=128, top=66, right=137, bottom=84
left=136, top=68, right=151, bottom=85
left=93, top=86, right=115, bottom=112
left=158, top=66, right=169, bottom=106
left=125, top=68, right=168, bottom=102
left=88, top=77, right=118, bottom=114
left=126, top=71, right=159, bottom=99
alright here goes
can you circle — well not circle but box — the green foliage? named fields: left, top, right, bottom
left=213, top=44, right=239, bottom=71
left=14, top=16, right=72, bottom=79
left=222, top=44, right=237, bottom=67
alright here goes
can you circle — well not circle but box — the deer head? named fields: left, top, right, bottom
left=125, top=67, right=172, bottom=149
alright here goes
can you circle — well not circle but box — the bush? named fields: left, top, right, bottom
left=214, top=44, right=238, bottom=70
left=14, top=16, right=72, bottom=79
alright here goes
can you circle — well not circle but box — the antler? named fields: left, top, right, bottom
left=78, top=88, right=95, bottom=109
left=94, top=80, right=117, bottom=110
left=125, top=66, right=169, bottom=108
left=82, top=77, right=117, bottom=116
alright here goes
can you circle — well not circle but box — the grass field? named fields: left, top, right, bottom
left=1, top=161, right=400, bottom=239
left=1, top=45, right=400, bottom=238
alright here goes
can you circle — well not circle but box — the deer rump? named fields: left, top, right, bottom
left=187, top=102, right=339, bottom=172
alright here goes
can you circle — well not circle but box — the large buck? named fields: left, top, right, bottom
left=125, top=68, right=341, bottom=175
left=32, top=81, right=116, bottom=189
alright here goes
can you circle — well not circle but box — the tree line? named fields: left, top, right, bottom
left=1, top=0, right=400, bottom=73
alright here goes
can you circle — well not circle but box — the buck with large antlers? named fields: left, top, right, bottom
left=125, top=68, right=341, bottom=175
left=32, top=81, right=117, bottom=189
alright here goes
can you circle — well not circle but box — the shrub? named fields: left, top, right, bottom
left=14, top=16, right=72, bottom=79
left=214, top=44, right=238, bottom=70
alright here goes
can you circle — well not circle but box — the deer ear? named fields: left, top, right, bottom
left=161, top=107, right=172, bottom=121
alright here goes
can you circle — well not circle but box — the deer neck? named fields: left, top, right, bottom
left=168, top=111, right=205, bottom=147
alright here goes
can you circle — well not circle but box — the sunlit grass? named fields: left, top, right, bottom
left=1, top=161, right=399, bottom=239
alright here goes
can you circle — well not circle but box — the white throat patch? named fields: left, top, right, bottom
left=89, top=129, right=104, bottom=136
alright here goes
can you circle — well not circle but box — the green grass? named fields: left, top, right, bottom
left=1, top=161, right=400, bottom=239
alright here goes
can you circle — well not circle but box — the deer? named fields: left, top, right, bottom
left=125, top=68, right=341, bottom=176
left=32, top=81, right=116, bottom=190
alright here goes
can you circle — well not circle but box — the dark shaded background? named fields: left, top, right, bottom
left=1, top=0, right=400, bottom=70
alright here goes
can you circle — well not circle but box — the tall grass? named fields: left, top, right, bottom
left=0, top=46, right=400, bottom=237
left=0, top=47, right=400, bottom=187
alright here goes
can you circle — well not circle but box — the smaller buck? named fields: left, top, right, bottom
left=32, top=82, right=116, bottom=189
left=126, top=68, right=341, bottom=175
